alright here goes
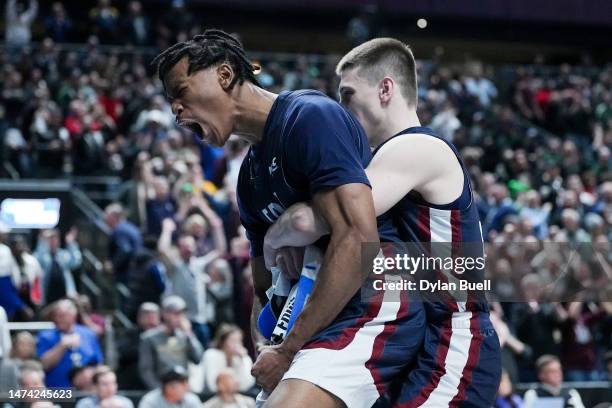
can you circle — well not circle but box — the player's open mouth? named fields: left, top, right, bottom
left=178, top=119, right=205, bottom=138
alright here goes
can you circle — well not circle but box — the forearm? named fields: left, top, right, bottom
left=282, top=230, right=376, bottom=354
left=250, top=298, right=267, bottom=349
left=40, top=343, right=67, bottom=370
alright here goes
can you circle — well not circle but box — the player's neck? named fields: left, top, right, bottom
left=374, top=107, right=421, bottom=146
left=232, top=83, right=278, bottom=145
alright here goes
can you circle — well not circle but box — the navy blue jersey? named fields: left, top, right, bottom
left=373, top=126, right=489, bottom=319
left=237, top=90, right=396, bottom=257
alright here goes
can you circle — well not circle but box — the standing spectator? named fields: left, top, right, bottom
left=44, top=2, right=73, bottom=43
left=9, top=235, right=43, bottom=314
left=557, top=302, right=601, bottom=381
left=124, top=237, right=167, bottom=322
left=35, top=228, right=81, bottom=305
left=138, top=296, right=202, bottom=390
left=464, top=63, right=498, bottom=107
left=198, top=325, right=254, bottom=395
left=75, top=366, right=133, bottom=408
left=159, top=219, right=218, bottom=348
left=0, top=239, right=33, bottom=320
left=202, top=370, right=256, bottom=408
left=89, top=0, right=119, bottom=44
left=523, top=355, right=585, bottom=408
left=37, top=300, right=103, bottom=387
left=4, top=0, right=38, bottom=50
left=104, top=203, right=142, bottom=283
left=122, top=1, right=150, bottom=46
left=138, top=366, right=201, bottom=408
left=146, top=176, right=177, bottom=236
left=117, top=303, right=160, bottom=390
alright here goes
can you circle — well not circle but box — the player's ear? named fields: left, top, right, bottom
left=379, top=77, right=394, bottom=104
left=217, top=63, right=235, bottom=90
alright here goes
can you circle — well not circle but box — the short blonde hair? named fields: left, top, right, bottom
left=336, top=38, right=417, bottom=107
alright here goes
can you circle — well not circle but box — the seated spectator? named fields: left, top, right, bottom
left=198, top=324, right=254, bottom=395
left=70, top=365, right=96, bottom=392
left=159, top=219, right=218, bottom=348
left=104, top=203, right=143, bottom=283
left=19, top=360, right=46, bottom=389
left=75, top=365, right=133, bottom=408
left=495, top=370, right=524, bottom=408
left=10, top=331, right=36, bottom=364
left=138, top=296, right=202, bottom=390
left=523, top=355, right=585, bottom=408
left=34, top=228, right=81, bottom=305
left=117, top=302, right=160, bottom=390
left=37, top=299, right=103, bottom=387
left=202, top=370, right=255, bottom=408
left=138, top=366, right=201, bottom=408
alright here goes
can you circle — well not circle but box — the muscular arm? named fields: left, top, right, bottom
left=281, top=183, right=379, bottom=355
left=264, top=135, right=464, bottom=257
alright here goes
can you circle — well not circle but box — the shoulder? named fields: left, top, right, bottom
left=184, top=392, right=201, bottom=405
left=140, top=327, right=163, bottom=341
left=76, top=325, right=97, bottom=338
left=75, top=397, right=96, bottom=408
left=37, top=329, right=58, bottom=342
left=374, top=133, right=456, bottom=168
left=202, top=348, right=224, bottom=361
left=138, top=389, right=158, bottom=404
left=284, top=90, right=346, bottom=122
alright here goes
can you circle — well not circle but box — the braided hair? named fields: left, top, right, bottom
left=152, top=29, right=261, bottom=92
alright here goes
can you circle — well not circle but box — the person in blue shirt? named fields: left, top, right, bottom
left=37, top=299, right=103, bottom=387
left=153, top=29, right=424, bottom=408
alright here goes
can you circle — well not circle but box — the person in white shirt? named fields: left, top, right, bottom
left=198, top=325, right=255, bottom=395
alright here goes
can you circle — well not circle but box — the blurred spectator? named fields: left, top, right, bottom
left=464, top=63, right=498, bottom=108
left=10, top=331, right=36, bottom=364
left=206, top=259, right=234, bottom=325
left=104, top=203, right=143, bottom=283
left=146, top=176, right=177, bottom=236
left=513, top=275, right=561, bottom=380
left=0, top=238, right=34, bottom=320
left=44, top=2, right=73, bottom=43
left=89, top=0, right=120, bottom=44
left=75, top=295, right=105, bottom=338
left=197, top=324, right=254, bottom=395
left=19, top=360, right=46, bottom=389
left=117, top=303, right=160, bottom=390
left=4, top=0, right=38, bottom=50
left=34, top=228, right=81, bottom=305
left=122, top=1, right=151, bottom=46
left=491, top=309, right=531, bottom=384
left=124, top=237, right=167, bottom=322
left=523, top=355, right=585, bottom=408
left=0, top=307, right=11, bottom=357
left=202, top=370, right=256, bottom=408
left=430, top=101, right=461, bottom=141
left=557, top=302, right=602, bottom=381
left=37, top=299, right=103, bottom=387
left=70, top=365, right=96, bottom=392
left=138, top=296, right=202, bottom=390
left=159, top=219, right=219, bottom=348
left=75, top=365, right=133, bottom=408
left=138, top=366, right=201, bottom=408
left=7, top=235, right=43, bottom=316
left=0, top=312, right=19, bottom=391
left=494, top=370, right=524, bottom=408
